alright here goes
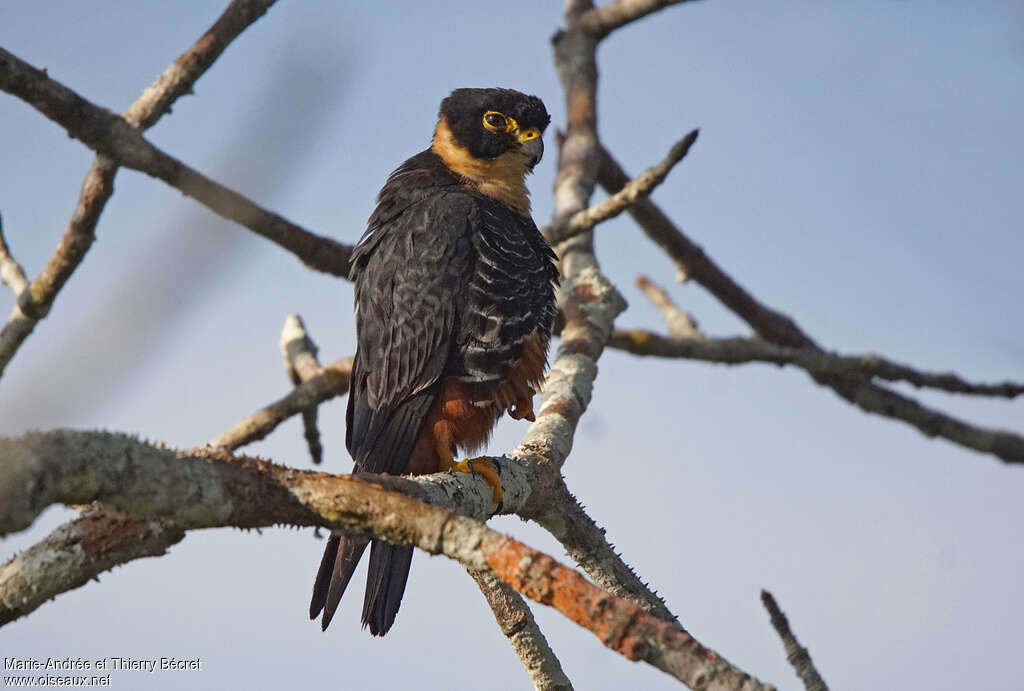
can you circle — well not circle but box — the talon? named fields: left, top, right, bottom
left=438, top=449, right=503, bottom=504
left=508, top=396, right=536, bottom=422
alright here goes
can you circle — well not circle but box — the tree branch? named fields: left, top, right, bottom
left=0, top=430, right=773, bottom=690
left=596, top=145, right=813, bottom=347
left=0, top=45, right=354, bottom=283
left=609, top=329, right=1024, bottom=464
left=761, top=591, right=829, bottom=691
left=0, top=213, right=29, bottom=300
left=0, top=0, right=280, bottom=378
left=543, top=129, right=698, bottom=246
left=635, top=274, right=702, bottom=338
left=580, top=0, right=701, bottom=39
left=517, top=0, right=688, bottom=629
left=469, top=569, right=575, bottom=691
left=280, top=314, right=325, bottom=464
left=596, top=147, right=1024, bottom=463
left=0, top=508, right=183, bottom=626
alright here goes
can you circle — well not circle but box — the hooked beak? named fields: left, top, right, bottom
left=518, top=133, right=544, bottom=170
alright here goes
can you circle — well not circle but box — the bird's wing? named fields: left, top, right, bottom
left=346, top=190, right=476, bottom=475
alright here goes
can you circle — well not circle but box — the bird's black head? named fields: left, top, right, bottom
left=435, top=88, right=550, bottom=169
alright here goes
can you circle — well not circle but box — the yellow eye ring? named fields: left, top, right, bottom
left=483, top=111, right=507, bottom=131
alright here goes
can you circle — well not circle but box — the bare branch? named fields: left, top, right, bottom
left=611, top=328, right=1024, bottom=398
left=635, top=275, right=701, bottom=339
left=597, top=142, right=1024, bottom=462
left=0, top=0, right=280, bottom=378
left=761, top=591, right=829, bottom=691
left=544, top=129, right=698, bottom=246
left=580, top=0, right=701, bottom=39
left=208, top=356, right=354, bottom=451
left=531, top=479, right=677, bottom=621
left=609, top=329, right=1024, bottom=464
left=0, top=430, right=773, bottom=690
left=279, top=314, right=325, bottom=464
left=0, top=213, right=29, bottom=299
left=0, top=46, right=354, bottom=281
left=469, top=569, right=575, bottom=691
left=0, top=508, right=183, bottom=626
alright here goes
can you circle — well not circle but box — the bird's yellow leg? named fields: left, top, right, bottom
left=436, top=440, right=503, bottom=505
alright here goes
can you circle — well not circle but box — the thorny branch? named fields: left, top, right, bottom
left=0, top=0, right=280, bottom=378
left=0, top=430, right=773, bottom=690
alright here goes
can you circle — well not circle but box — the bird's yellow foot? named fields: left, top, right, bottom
left=508, top=396, right=536, bottom=422
left=437, top=443, right=503, bottom=504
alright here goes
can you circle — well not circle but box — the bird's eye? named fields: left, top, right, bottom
left=483, top=111, right=507, bottom=131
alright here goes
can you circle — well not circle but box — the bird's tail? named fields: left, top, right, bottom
left=309, top=533, right=413, bottom=637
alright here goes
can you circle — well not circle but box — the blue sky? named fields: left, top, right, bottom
left=1, top=2, right=1022, bottom=689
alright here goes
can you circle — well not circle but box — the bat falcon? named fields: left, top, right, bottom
left=309, top=88, right=559, bottom=637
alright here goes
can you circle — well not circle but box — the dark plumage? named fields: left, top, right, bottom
left=309, top=88, right=558, bottom=637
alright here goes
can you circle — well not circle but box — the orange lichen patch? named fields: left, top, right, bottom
left=432, top=116, right=532, bottom=217
left=485, top=540, right=652, bottom=662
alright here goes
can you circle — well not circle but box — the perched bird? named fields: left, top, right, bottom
left=310, top=88, right=559, bottom=636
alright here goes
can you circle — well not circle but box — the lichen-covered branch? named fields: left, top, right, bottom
left=761, top=591, right=829, bottom=691
left=543, top=129, right=698, bottom=246
left=0, top=0, right=280, bottom=378
left=0, top=430, right=773, bottom=690
left=0, top=508, right=183, bottom=626
left=530, top=479, right=676, bottom=621
left=469, top=569, right=575, bottom=691
left=279, top=314, right=325, bottom=464
left=0, top=45, right=354, bottom=282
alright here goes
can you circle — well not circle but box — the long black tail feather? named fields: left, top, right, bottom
left=310, top=533, right=369, bottom=631
left=361, top=540, right=414, bottom=636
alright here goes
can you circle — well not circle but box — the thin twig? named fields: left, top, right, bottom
left=596, top=145, right=812, bottom=347
left=279, top=314, right=324, bottom=464
left=208, top=356, right=354, bottom=451
left=580, top=0, right=701, bottom=39
left=0, top=430, right=774, bottom=690
left=635, top=275, right=701, bottom=338
left=469, top=569, right=574, bottom=691
left=0, top=0, right=280, bottom=378
left=0, top=46, right=354, bottom=282
left=761, top=591, right=829, bottom=691
left=544, top=129, right=699, bottom=246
